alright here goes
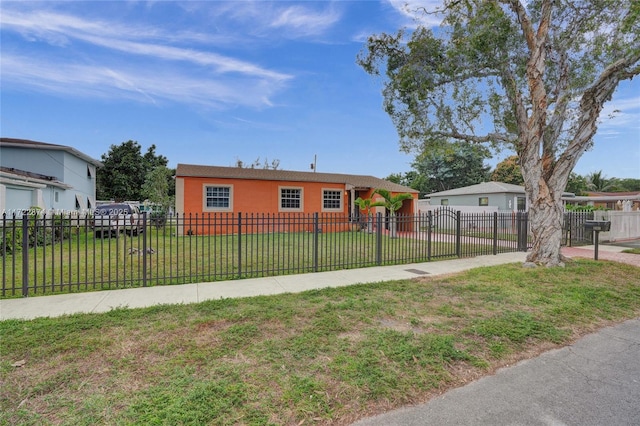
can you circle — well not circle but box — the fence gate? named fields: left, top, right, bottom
left=428, top=207, right=461, bottom=258
left=563, top=212, right=594, bottom=246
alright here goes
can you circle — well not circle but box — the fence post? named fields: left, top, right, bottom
left=427, top=211, right=432, bottom=261
left=22, top=213, right=29, bottom=297
left=516, top=212, right=529, bottom=252
left=313, top=212, right=319, bottom=272
left=493, top=212, right=498, bottom=255
left=237, top=212, right=242, bottom=278
left=523, top=212, right=529, bottom=251
left=376, top=212, right=383, bottom=265
left=142, top=212, right=148, bottom=287
left=455, top=210, right=461, bottom=258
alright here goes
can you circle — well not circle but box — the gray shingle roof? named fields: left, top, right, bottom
left=176, top=163, right=418, bottom=193
left=427, top=182, right=525, bottom=197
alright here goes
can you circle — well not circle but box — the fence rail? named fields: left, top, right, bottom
left=2, top=209, right=531, bottom=298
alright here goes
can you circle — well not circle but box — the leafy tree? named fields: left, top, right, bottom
left=385, top=173, right=404, bottom=185
left=586, top=170, right=615, bottom=192
left=372, top=189, right=414, bottom=214
left=412, top=141, right=491, bottom=193
left=371, top=189, right=415, bottom=238
left=565, top=172, right=589, bottom=196
left=491, top=155, right=524, bottom=185
left=354, top=195, right=376, bottom=232
left=358, top=0, right=639, bottom=266
left=385, top=171, right=429, bottom=197
left=235, top=157, right=281, bottom=170
left=142, top=166, right=174, bottom=210
left=97, top=140, right=169, bottom=201
left=614, top=178, right=640, bottom=192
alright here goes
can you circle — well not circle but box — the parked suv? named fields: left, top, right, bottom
left=92, top=203, right=144, bottom=238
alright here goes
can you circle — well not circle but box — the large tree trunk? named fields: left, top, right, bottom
left=525, top=190, right=565, bottom=267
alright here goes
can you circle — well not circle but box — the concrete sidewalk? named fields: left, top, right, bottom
left=1, top=243, right=634, bottom=321
left=0, top=252, right=527, bottom=321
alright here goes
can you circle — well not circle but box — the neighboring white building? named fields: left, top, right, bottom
left=0, top=138, right=102, bottom=214
left=421, top=182, right=528, bottom=212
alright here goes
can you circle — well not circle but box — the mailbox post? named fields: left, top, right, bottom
left=583, top=220, right=611, bottom=260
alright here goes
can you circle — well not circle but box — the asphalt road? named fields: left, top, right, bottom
left=353, top=318, right=640, bottom=426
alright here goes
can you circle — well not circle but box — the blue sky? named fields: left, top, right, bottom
left=1, top=1, right=639, bottom=180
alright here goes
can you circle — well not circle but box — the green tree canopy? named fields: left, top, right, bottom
left=97, top=140, right=170, bottom=202
left=385, top=171, right=429, bottom=197
left=142, top=166, right=175, bottom=211
left=586, top=170, right=615, bottom=192
left=359, top=0, right=639, bottom=266
left=565, top=172, right=589, bottom=196
left=413, top=141, right=491, bottom=193
left=613, top=178, right=640, bottom=192
left=491, top=155, right=524, bottom=186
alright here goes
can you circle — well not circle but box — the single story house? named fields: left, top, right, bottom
left=175, top=163, right=418, bottom=234
left=0, top=138, right=102, bottom=214
left=563, top=191, right=640, bottom=211
left=421, top=182, right=528, bottom=212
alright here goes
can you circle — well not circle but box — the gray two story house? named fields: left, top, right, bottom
left=0, top=138, right=102, bottom=214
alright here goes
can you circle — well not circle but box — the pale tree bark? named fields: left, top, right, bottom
left=359, top=0, right=640, bottom=267
left=508, top=0, right=638, bottom=266
left=508, top=0, right=565, bottom=265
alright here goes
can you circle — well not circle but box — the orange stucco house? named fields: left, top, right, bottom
left=175, top=163, right=418, bottom=234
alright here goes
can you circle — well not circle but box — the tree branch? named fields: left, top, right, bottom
left=432, top=130, right=514, bottom=145
left=556, top=52, right=640, bottom=182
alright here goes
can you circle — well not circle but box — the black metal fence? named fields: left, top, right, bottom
left=563, top=211, right=594, bottom=246
left=1, top=209, right=531, bottom=297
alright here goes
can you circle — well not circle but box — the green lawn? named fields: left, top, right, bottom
left=2, top=227, right=482, bottom=298
left=1, top=259, right=639, bottom=425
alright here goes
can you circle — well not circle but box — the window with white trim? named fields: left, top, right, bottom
left=440, top=199, right=449, bottom=206
left=479, top=197, right=489, bottom=206
left=280, top=187, right=302, bottom=211
left=204, top=185, right=232, bottom=211
left=322, top=189, right=342, bottom=211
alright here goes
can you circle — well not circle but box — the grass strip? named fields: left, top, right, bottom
left=1, top=259, right=639, bottom=425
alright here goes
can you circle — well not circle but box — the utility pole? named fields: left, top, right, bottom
left=310, top=154, right=317, bottom=172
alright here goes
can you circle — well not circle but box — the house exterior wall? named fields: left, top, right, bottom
left=1, top=146, right=65, bottom=179
left=4, top=186, right=36, bottom=212
left=0, top=146, right=97, bottom=212
left=428, top=193, right=526, bottom=212
left=176, top=176, right=417, bottom=235
left=179, top=176, right=348, bottom=215
left=59, top=152, right=97, bottom=211
left=177, top=176, right=351, bottom=235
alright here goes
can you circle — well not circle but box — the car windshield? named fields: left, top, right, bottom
left=95, top=204, right=131, bottom=215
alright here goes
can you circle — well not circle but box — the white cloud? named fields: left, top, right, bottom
left=2, top=8, right=288, bottom=79
left=269, top=5, right=341, bottom=37
left=1, top=53, right=287, bottom=109
left=386, top=0, right=445, bottom=28
left=598, top=96, right=640, bottom=134
left=0, top=4, right=293, bottom=108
